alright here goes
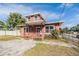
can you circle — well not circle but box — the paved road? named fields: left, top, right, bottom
left=0, top=39, right=36, bottom=56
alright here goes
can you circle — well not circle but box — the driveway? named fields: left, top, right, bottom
left=0, top=39, right=36, bottom=56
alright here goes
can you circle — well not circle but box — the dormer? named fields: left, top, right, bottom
left=25, top=13, right=45, bottom=25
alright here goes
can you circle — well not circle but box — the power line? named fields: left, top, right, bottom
left=59, top=3, right=67, bottom=21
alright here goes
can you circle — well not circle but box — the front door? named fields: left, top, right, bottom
left=36, top=27, right=40, bottom=33
left=36, top=27, right=41, bottom=37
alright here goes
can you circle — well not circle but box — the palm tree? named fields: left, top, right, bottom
left=7, top=12, right=25, bottom=30
left=0, top=20, right=7, bottom=36
left=0, top=20, right=5, bottom=30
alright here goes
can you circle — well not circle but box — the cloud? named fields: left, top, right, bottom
left=47, top=13, right=59, bottom=19
left=40, top=11, right=59, bottom=20
left=62, top=13, right=79, bottom=28
left=0, top=4, right=33, bottom=16
left=0, top=3, right=79, bottom=29
left=64, top=23, right=74, bottom=28
left=57, top=3, right=74, bottom=20
left=74, top=14, right=79, bottom=20
left=59, top=3, right=74, bottom=9
left=0, top=4, right=61, bottom=22
left=0, top=4, right=35, bottom=21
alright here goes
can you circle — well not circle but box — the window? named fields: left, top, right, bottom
left=50, top=26, right=53, bottom=32
left=45, top=26, right=53, bottom=33
left=27, top=17, right=30, bottom=21
left=24, top=26, right=29, bottom=32
left=35, top=16, right=37, bottom=20
left=36, top=27, right=40, bottom=33
left=45, top=26, right=49, bottom=33
left=28, top=17, right=30, bottom=19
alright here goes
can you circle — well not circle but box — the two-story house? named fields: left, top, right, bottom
left=19, top=13, right=63, bottom=40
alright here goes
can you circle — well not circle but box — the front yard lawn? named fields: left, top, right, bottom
left=0, top=35, right=20, bottom=41
left=23, top=43, right=79, bottom=56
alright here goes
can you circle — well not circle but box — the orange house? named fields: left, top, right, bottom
left=19, top=13, right=63, bottom=40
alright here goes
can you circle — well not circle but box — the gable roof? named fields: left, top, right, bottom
left=25, top=13, right=45, bottom=21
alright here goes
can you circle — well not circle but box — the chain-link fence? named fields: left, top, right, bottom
left=62, top=33, right=79, bottom=47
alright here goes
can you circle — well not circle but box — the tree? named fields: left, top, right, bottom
left=70, top=24, right=79, bottom=33
left=7, top=12, right=25, bottom=30
left=62, top=27, right=69, bottom=33
left=76, top=24, right=79, bottom=32
left=70, top=26, right=76, bottom=32
left=0, top=20, right=5, bottom=30
left=0, top=20, right=5, bottom=25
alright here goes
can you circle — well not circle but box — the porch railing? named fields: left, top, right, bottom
left=35, top=33, right=42, bottom=38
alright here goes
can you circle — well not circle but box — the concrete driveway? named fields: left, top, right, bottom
left=0, top=39, right=36, bottom=56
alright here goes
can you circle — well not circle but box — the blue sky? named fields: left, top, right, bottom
left=0, top=3, right=79, bottom=28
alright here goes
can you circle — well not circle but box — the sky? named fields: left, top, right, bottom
left=0, top=3, right=79, bottom=28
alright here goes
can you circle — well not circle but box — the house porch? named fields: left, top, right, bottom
left=20, top=25, right=45, bottom=40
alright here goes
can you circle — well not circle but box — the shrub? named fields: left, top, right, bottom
left=34, top=38, right=42, bottom=41
left=44, top=30, right=60, bottom=40
left=44, top=34, right=53, bottom=40
left=51, top=30, right=60, bottom=39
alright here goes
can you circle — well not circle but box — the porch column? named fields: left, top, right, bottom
left=41, top=25, right=45, bottom=40
left=53, top=24, right=60, bottom=32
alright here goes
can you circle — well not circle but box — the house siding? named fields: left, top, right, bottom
left=19, top=14, right=63, bottom=40
left=20, top=25, right=44, bottom=39
left=20, top=24, right=60, bottom=40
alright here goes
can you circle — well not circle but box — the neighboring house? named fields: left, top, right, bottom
left=19, top=13, right=63, bottom=40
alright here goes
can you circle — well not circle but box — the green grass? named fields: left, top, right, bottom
left=44, top=38, right=67, bottom=42
left=0, top=35, right=20, bottom=41
left=44, top=34, right=67, bottom=43
left=23, top=43, right=79, bottom=56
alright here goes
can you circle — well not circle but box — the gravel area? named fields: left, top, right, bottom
left=0, top=39, right=36, bottom=56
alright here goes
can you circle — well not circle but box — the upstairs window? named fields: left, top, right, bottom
left=27, top=17, right=30, bottom=21
left=28, top=17, right=30, bottom=19
left=35, top=15, right=37, bottom=20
